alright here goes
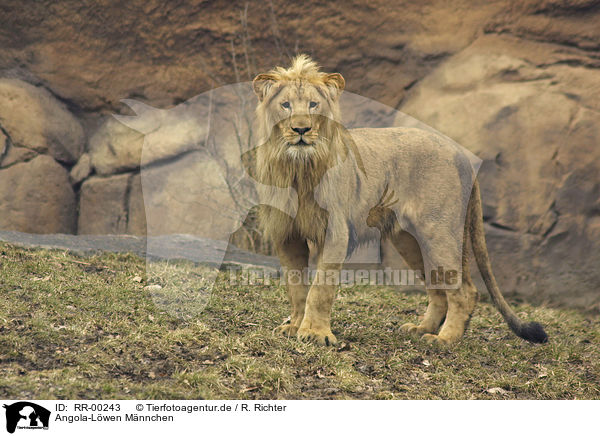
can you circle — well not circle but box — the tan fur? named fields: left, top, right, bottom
left=251, top=55, right=547, bottom=346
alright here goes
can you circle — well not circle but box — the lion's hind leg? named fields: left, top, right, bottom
left=401, top=289, right=448, bottom=336
left=422, top=278, right=478, bottom=344
left=389, top=231, right=448, bottom=336
left=422, top=227, right=479, bottom=345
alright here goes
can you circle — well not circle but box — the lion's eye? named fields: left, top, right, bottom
left=281, top=102, right=291, bottom=109
left=309, top=101, right=318, bottom=109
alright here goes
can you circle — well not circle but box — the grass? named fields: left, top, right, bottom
left=0, top=242, right=599, bottom=400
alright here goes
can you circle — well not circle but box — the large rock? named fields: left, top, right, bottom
left=0, top=155, right=76, bottom=233
left=78, top=174, right=130, bottom=235
left=89, top=98, right=208, bottom=175
left=399, top=35, right=600, bottom=309
left=0, top=79, right=84, bottom=164
left=484, top=0, right=600, bottom=52
left=0, top=146, right=37, bottom=168
left=142, top=151, right=242, bottom=239
left=0, top=0, right=507, bottom=111
left=88, top=118, right=145, bottom=176
left=78, top=172, right=147, bottom=236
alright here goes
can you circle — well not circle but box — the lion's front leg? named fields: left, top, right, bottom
left=297, top=220, right=347, bottom=346
left=297, top=267, right=340, bottom=346
left=274, top=239, right=309, bottom=337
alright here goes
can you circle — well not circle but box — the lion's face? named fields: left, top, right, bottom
left=253, top=57, right=345, bottom=161
left=268, top=85, right=329, bottom=150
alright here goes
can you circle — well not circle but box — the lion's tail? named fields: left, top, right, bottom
left=469, top=179, right=548, bottom=343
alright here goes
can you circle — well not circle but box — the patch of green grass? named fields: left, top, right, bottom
left=0, top=242, right=598, bottom=399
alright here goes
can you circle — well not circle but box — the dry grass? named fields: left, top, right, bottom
left=0, top=242, right=598, bottom=399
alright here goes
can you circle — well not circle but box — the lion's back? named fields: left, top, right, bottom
left=349, top=126, right=456, bottom=158
left=347, top=126, right=474, bottom=182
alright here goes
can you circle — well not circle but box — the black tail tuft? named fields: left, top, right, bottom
left=518, top=322, right=548, bottom=344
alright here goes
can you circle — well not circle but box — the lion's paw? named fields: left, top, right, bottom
left=422, top=333, right=451, bottom=345
left=274, top=321, right=299, bottom=337
left=297, top=327, right=337, bottom=347
left=400, top=322, right=432, bottom=336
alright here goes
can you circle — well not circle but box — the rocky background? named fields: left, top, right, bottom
left=0, top=0, right=599, bottom=309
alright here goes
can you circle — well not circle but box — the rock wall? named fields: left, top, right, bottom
left=0, top=79, right=82, bottom=233
left=398, top=33, right=600, bottom=309
left=0, top=0, right=598, bottom=308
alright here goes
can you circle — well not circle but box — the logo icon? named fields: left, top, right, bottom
left=3, top=402, right=50, bottom=434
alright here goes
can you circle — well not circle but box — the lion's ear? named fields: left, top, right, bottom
left=325, top=73, right=345, bottom=96
left=253, top=73, right=278, bottom=102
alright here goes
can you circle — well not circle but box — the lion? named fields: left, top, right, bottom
left=249, top=54, right=548, bottom=346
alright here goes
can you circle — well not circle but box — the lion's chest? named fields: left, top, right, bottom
left=293, top=194, right=328, bottom=245
left=257, top=187, right=327, bottom=247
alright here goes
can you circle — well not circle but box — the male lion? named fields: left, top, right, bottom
left=250, top=55, right=547, bottom=346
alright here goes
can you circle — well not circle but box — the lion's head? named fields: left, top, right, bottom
left=252, top=55, right=346, bottom=168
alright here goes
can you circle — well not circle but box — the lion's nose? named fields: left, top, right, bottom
left=292, top=126, right=311, bottom=135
